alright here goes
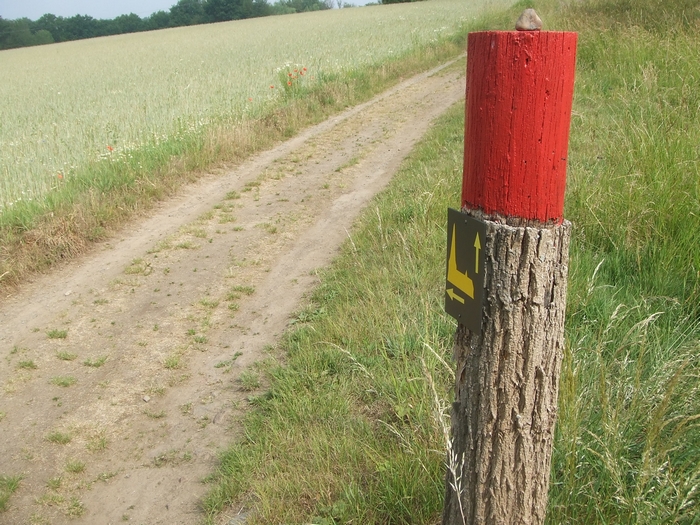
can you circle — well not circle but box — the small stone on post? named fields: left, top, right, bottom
left=516, top=8, right=543, bottom=31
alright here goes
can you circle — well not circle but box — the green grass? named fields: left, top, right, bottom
left=17, top=359, right=37, bottom=370
left=83, top=355, right=108, bottom=368
left=46, top=476, right=62, bottom=490
left=202, top=1, right=700, bottom=523
left=164, top=354, right=183, bottom=370
left=238, top=370, right=261, bottom=392
left=145, top=410, right=166, bottom=419
left=0, top=475, right=22, bottom=512
left=46, top=431, right=72, bottom=445
left=215, top=352, right=243, bottom=372
left=66, top=497, right=86, bottom=517
left=50, top=376, right=77, bottom=387
left=547, top=0, right=700, bottom=522
left=46, top=329, right=68, bottom=339
left=64, top=459, right=86, bottom=474
left=86, top=433, right=108, bottom=452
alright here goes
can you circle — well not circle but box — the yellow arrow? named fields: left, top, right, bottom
left=474, top=232, right=481, bottom=274
left=447, top=224, right=474, bottom=299
left=447, top=288, right=465, bottom=304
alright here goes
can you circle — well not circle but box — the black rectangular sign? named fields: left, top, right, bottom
left=445, top=208, right=486, bottom=333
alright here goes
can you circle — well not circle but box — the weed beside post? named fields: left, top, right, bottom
left=443, top=26, right=577, bottom=524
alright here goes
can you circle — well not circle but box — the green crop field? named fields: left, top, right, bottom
left=0, top=0, right=508, bottom=215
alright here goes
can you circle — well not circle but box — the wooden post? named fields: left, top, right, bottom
left=443, top=29, right=577, bottom=525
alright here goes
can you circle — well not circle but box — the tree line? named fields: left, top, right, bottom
left=0, top=0, right=373, bottom=51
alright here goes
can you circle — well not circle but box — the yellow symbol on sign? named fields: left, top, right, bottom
left=447, top=224, right=475, bottom=300
left=447, top=287, right=464, bottom=304
left=474, top=232, right=481, bottom=274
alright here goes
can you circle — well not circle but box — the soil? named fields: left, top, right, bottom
left=0, top=60, right=465, bottom=525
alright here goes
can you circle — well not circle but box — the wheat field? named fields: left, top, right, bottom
left=0, top=0, right=509, bottom=213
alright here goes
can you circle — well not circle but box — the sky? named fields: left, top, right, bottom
left=0, top=0, right=370, bottom=21
left=0, top=0, right=177, bottom=20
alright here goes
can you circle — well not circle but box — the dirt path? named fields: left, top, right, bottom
left=0, top=60, right=465, bottom=525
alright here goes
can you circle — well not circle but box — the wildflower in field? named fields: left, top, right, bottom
left=57, top=173, right=63, bottom=180
left=107, top=145, right=114, bottom=152
left=276, top=63, right=307, bottom=97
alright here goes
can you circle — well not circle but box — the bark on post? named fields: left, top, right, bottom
left=443, top=29, right=577, bottom=525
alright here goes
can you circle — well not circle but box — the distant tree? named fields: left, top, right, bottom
left=145, top=10, right=172, bottom=30
left=204, top=0, right=238, bottom=21
left=170, top=0, right=205, bottom=26
left=0, top=17, right=55, bottom=49
left=33, top=29, right=54, bottom=45
left=203, top=0, right=270, bottom=22
left=62, top=14, right=98, bottom=40
left=239, top=0, right=271, bottom=19
left=32, top=13, right=65, bottom=41
left=271, top=2, right=297, bottom=15
left=0, top=16, right=12, bottom=47
left=0, top=18, right=32, bottom=48
left=273, top=0, right=331, bottom=14
left=1, top=0, right=322, bottom=50
left=95, top=18, right=119, bottom=37
left=114, top=13, right=145, bottom=34
left=250, top=0, right=272, bottom=18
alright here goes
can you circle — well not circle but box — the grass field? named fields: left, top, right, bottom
left=551, top=0, right=700, bottom=521
left=0, top=0, right=507, bottom=213
left=201, top=0, right=700, bottom=523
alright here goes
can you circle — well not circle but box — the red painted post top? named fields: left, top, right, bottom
left=462, top=31, right=577, bottom=223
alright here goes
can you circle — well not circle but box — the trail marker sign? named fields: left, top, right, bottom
left=442, top=24, right=577, bottom=525
left=444, top=207, right=486, bottom=333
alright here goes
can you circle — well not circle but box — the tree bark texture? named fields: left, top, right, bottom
left=443, top=215, right=571, bottom=525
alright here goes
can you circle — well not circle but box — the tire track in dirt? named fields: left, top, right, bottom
left=0, top=59, right=465, bottom=525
